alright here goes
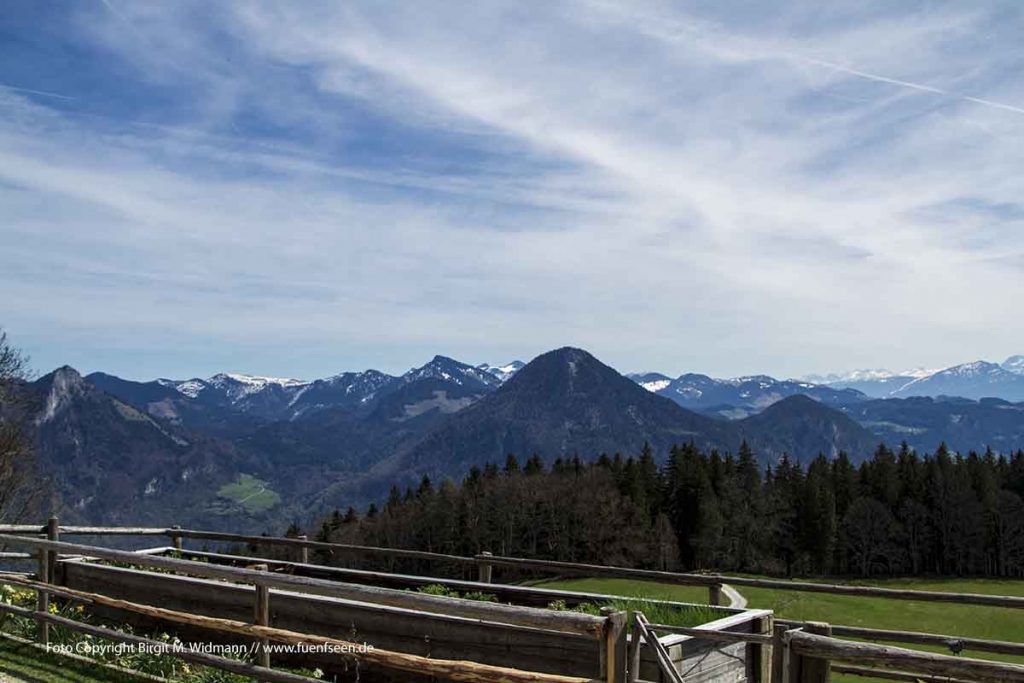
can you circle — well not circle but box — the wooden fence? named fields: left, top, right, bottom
left=5, top=520, right=1024, bottom=682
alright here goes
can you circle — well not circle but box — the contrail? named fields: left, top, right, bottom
left=803, top=57, right=1024, bottom=116
left=0, top=83, right=74, bottom=101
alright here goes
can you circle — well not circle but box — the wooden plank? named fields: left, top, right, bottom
left=172, top=528, right=479, bottom=565
left=0, top=535, right=605, bottom=638
left=1, top=576, right=603, bottom=683
left=173, top=548, right=743, bottom=614
left=627, top=613, right=643, bottom=683
left=777, top=618, right=1024, bottom=657
left=635, top=614, right=683, bottom=683
left=60, top=561, right=603, bottom=677
left=644, top=623, right=771, bottom=646
left=789, top=630, right=1024, bottom=683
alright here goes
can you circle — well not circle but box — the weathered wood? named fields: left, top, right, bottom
left=0, top=535, right=605, bottom=638
left=831, top=663, right=975, bottom=683
left=170, top=525, right=183, bottom=551
left=479, top=550, right=494, bottom=583
left=626, top=613, right=643, bottom=683
left=601, top=608, right=627, bottom=683
left=798, top=622, right=830, bottom=683
left=172, top=528, right=479, bottom=565
left=173, top=547, right=744, bottom=614
left=296, top=535, right=308, bottom=564
left=474, top=554, right=1024, bottom=610
left=0, top=552, right=31, bottom=559
left=777, top=618, right=1024, bottom=657
left=253, top=564, right=271, bottom=668
left=750, top=615, right=772, bottom=683
left=643, top=623, right=771, bottom=646
left=45, top=517, right=59, bottom=588
left=707, top=583, right=723, bottom=607
left=771, top=627, right=794, bottom=683
left=2, top=577, right=603, bottom=683
left=635, top=613, right=683, bottom=683
left=35, top=544, right=49, bottom=646
left=62, top=561, right=602, bottom=677
left=0, top=601, right=322, bottom=683
left=789, top=630, right=1024, bottom=683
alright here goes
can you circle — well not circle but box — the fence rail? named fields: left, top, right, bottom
left=6, top=519, right=1024, bottom=683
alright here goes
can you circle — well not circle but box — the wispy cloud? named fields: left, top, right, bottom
left=0, top=1, right=1022, bottom=379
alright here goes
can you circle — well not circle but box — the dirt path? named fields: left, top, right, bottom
left=722, top=583, right=748, bottom=608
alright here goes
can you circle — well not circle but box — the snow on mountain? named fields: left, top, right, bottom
left=404, top=356, right=500, bottom=388
left=477, top=361, right=525, bottom=383
left=627, top=372, right=673, bottom=393
left=891, top=361, right=1024, bottom=401
left=1003, top=356, right=1024, bottom=375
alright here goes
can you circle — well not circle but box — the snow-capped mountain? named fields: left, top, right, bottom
left=403, top=356, right=500, bottom=390
left=628, top=372, right=866, bottom=415
left=477, top=361, right=525, bottom=383
left=1004, top=356, right=1024, bottom=375
left=891, top=361, right=1024, bottom=401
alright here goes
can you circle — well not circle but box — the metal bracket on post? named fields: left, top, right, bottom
left=478, top=551, right=493, bottom=583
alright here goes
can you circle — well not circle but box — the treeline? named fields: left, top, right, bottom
left=310, top=442, right=1024, bottom=578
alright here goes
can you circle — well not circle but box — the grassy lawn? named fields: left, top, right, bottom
left=0, top=637, right=150, bottom=682
left=538, top=576, right=1024, bottom=682
left=214, top=473, right=280, bottom=514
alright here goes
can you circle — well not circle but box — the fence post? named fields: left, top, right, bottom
left=170, top=525, right=183, bottom=552
left=627, top=611, right=643, bottom=683
left=799, top=622, right=831, bottom=683
left=478, top=551, right=493, bottom=583
left=46, top=516, right=59, bottom=587
left=771, top=626, right=793, bottom=683
left=296, top=535, right=309, bottom=564
left=708, top=582, right=723, bottom=606
left=36, top=517, right=58, bottom=646
left=749, top=614, right=772, bottom=683
left=600, top=607, right=628, bottom=683
left=252, top=564, right=271, bottom=668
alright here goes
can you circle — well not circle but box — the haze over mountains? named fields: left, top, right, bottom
left=8, top=348, right=1024, bottom=532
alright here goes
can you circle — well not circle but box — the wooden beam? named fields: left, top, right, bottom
left=634, top=613, right=683, bottom=683
left=789, top=630, right=1024, bottom=683
left=0, top=578, right=602, bottom=683
left=171, top=528, right=479, bottom=565
left=643, top=622, right=772, bottom=645
left=0, top=535, right=605, bottom=638
left=777, top=618, right=1024, bottom=657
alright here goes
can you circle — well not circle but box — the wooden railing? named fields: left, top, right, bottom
left=6, top=520, right=1024, bottom=682
left=0, top=522, right=621, bottom=683
left=773, top=626, right=1024, bottom=683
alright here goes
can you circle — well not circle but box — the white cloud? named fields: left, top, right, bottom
left=1, top=1, right=1022, bottom=379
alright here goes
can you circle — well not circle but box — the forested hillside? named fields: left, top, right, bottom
left=315, top=442, right=1024, bottom=578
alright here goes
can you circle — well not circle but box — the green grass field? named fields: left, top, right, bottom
left=215, top=473, right=281, bottom=514
left=538, top=576, right=1024, bottom=681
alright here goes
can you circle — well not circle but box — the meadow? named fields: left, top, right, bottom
left=538, top=576, right=1024, bottom=681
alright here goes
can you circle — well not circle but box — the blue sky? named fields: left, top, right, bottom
left=1, top=1, right=1022, bottom=381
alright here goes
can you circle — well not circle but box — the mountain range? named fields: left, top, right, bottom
left=8, top=348, right=1024, bottom=532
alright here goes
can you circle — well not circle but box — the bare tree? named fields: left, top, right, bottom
left=0, top=328, right=43, bottom=522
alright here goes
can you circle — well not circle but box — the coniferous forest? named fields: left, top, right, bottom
left=313, top=442, right=1024, bottom=579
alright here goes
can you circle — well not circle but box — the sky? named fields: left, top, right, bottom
left=1, top=1, right=1022, bottom=381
